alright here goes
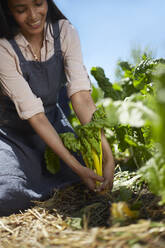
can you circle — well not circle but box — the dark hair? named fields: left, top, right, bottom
left=0, top=0, right=67, bottom=39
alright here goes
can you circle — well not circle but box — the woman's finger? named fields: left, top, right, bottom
left=86, top=179, right=96, bottom=191
left=100, top=179, right=109, bottom=191
left=90, top=171, right=104, bottom=182
left=95, top=175, right=104, bottom=182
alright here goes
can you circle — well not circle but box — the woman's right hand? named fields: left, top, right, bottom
left=78, top=166, right=104, bottom=191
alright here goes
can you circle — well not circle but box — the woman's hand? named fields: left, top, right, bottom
left=78, top=166, right=104, bottom=191
left=99, top=131, right=115, bottom=192
left=100, top=159, right=114, bottom=192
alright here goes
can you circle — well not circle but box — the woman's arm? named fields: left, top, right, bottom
left=71, top=90, right=115, bottom=191
left=28, top=112, right=104, bottom=190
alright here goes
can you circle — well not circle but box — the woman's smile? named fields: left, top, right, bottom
left=27, top=19, right=42, bottom=29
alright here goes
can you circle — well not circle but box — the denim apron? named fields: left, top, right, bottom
left=0, top=21, right=82, bottom=216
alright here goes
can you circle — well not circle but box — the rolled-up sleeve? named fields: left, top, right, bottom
left=61, top=21, right=92, bottom=98
left=0, top=41, right=44, bottom=120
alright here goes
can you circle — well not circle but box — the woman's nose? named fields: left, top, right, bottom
left=28, top=8, right=37, bottom=20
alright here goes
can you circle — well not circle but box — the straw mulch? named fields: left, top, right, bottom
left=0, top=181, right=165, bottom=248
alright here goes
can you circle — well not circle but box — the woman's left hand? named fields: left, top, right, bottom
left=98, top=132, right=115, bottom=192
left=99, top=159, right=114, bottom=192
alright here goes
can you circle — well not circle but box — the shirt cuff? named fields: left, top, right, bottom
left=13, top=97, right=45, bottom=120
left=67, top=79, right=92, bottom=98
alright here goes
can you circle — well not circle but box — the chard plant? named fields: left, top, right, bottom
left=90, top=56, right=165, bottom=170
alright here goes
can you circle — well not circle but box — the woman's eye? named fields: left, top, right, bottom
left=16, top=9, right=26, bottom=14
left=36, top=3, right=42, bottom=6
left=15, top=0, right=43, bottom=13
left=35, top=0, right=43, bottom=6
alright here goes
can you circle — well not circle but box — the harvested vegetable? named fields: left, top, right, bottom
left=45, top=107, right=110, bottom=179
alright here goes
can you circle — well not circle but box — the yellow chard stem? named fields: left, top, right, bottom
left=93, top=128, right=103, bottom=178
left=81, top=128, right=103, bottom=185
left=99, top=128, right=103, bottom=176
left=92, top=149, right=101, bottom=176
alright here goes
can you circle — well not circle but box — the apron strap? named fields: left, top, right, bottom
left=8, top=39, right=26, bottom=64
left=52, top=21, right=62, bottom=53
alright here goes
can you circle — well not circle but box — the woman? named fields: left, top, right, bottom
left=0, top=0, right=114, bottom=216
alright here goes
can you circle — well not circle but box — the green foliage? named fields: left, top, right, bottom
left=91, top=57, right=163, bottom=101
left=140, top=154, right=165, bottom=205
left=91, top=67, right=121, bottom=100
left=139, top=63, right=165, bottom=205
left=45, top=146, right=60, bottom=174
left=91, top=84, right=104, bottom=103
left=130, top=46, right=154, bottom=65
left=153, top=64, right=165, bottom=154
left=60, top=132, right=80, bottom=153
left=90, top=54, right=165, bottom=204
left=96, top=96, right=156, bottom=169
left=115, top=46, right=155, bottom=80
left=90, top=56, right=165, bottom=171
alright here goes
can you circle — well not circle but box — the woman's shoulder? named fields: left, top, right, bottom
left=0, top=38, right=11, bottom=48
left=0, top=38, right=16, bottom=58
left=58, top=19, right=73, bottom=28
left=61, top=19, right=76, bottom=30
left=57, top=19, right=78, bottom=40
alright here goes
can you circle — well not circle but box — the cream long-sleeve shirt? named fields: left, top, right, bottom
left=0, top=19, right=91, bottom=120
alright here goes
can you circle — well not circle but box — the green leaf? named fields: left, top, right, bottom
left=112, top=83, right=122, bottom=91
left=91, top=67, right=121, bottom=100
left=60, top=132, right=80, bottom=153
left=45, top=147, right=60, bottom=174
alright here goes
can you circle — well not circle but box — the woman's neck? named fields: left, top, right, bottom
left=21, top=30, right=44, bottom=48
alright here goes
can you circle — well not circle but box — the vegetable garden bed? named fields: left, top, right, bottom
left=0, top=171, right=165, bottom=248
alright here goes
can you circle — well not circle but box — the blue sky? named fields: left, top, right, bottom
left=55, top=0, right=165, bottom=83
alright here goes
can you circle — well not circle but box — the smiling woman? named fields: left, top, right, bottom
left=0, top=0, right=114, bottom=216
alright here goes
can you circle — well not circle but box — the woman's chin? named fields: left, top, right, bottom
left=22, top=25, right=44, bottom=38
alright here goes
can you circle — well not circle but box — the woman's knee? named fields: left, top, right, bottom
left=0, top=176, right=32, bottom=216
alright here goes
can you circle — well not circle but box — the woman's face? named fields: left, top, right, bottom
left=8, top=0, right=48, bottom=39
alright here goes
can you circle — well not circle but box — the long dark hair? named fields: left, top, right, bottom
left=0, top=0, right=67, bottom=39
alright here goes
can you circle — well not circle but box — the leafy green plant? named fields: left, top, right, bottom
left=91, top=56, right=165, bottom=204
left=90, top=56, right=165, bottom=170
left=140, top=154, right=165, bottom=205
left=139, top=64, right=165, bottom=205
